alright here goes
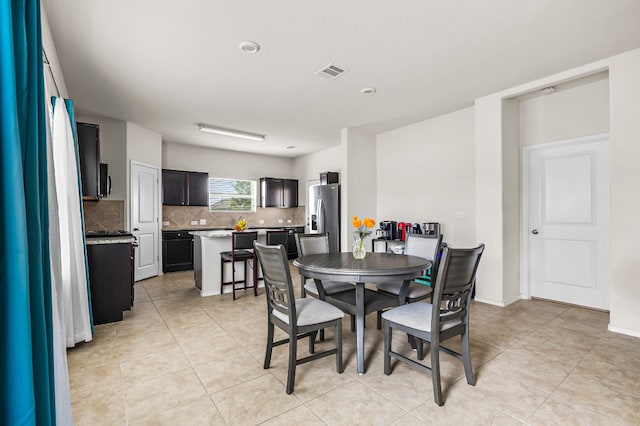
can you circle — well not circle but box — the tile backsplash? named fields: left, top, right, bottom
left=83, top=201, right=305, bottom=231
left=162, top=206, right=306, bottom=230
left=83, top=200, right=125, bottom=231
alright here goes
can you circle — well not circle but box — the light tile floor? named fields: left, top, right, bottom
left=68, top=269, right=640, bottom=425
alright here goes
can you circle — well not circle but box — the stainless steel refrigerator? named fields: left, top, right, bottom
left=308, top=184, right=341, bottom=252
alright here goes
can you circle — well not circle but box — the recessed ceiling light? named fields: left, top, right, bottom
left=286, top=145, right=296, bottom=149
left=239, top=41, right=261, bottom=53
left=361, top=87, right=377, bottom=95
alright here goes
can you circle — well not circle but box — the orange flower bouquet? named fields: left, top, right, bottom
left=352, top=215, right=375, bottom=259
left=233, top=218, right=247, bottom=231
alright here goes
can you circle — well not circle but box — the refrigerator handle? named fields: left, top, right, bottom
left=317, top=199, right=325, bottom=233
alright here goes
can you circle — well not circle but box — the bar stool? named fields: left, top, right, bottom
left=266, top=229, right=289, bottom=247
left=220, top=231, right=259, bottom=300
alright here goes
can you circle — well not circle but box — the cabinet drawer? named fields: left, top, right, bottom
left=163, top=231, right=193, bottom=240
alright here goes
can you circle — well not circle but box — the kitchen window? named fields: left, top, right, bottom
left=208, top=177, right=256, bottom=212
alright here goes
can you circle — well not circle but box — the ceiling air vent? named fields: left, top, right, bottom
left=315, top=63, right=348, bottom=80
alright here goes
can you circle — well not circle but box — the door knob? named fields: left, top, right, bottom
left=133, top=227, right=140, bottom=231
left=531, top=229, right=539, bottom=235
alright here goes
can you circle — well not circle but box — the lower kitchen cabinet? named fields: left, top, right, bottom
left=87, top=241, right=134, bottom=325
left=163, top=231, right=194, bottom=272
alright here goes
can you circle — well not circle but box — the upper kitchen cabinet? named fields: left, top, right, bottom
left=260, top=178, right=298, bottom=208
left=162, top=169, right=209, bottom=206
left=77, top=122, right=100, bottom=200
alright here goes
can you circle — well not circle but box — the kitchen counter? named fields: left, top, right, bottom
left=192, top=231, right=267, bottom=297
left=190, top=228, right=271, bottom=238
left=86, top=235, right=136, bottom=245
left=165, top=225, right=305, bottom=233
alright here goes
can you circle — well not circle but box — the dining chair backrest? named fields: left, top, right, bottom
left=233, top=231, right=258, bottom=251
left=405, top=234, right=443, bottom=264
left=295, top=233, right=330, bottom=257
left=430, top=244, right=485, bottom=329
left=266, top=230, right=289, bottom=247
left=253, top=242, right=296, bottom=322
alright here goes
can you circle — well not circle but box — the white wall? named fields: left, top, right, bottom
left=377, top=107, right=476, bottom=247
left=502, top=100, right=521, bottom=304
left=75, top=113, right=127, bottom=200
left=41, top=6, right=68, bottom=98
left=163, top=142, right=294, bottom=181
left=344, top=128, right=377, bottom=251
left=609, top=48, right=640, bottom=336
left=126, top=122, right=162, bottom=229
left=292, top=144, right=343, bottom=207
left=519, top=76, right=610, bottom=147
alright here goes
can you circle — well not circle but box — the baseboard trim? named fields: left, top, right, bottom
left=474, top=295, right=521, bottom=307
left=608, top=324, right=640, bottom=338
left=473, top=297, right=506, bottom=307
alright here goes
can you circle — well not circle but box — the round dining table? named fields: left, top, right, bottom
left=293, top=252, right=430, bottom=374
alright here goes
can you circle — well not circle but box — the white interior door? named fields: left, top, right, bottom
left=527, top=135, right=609, bottom=310
left=131, top=162, right=159, bottom=281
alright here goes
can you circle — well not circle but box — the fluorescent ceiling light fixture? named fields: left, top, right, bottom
left=198, top=124, right=266, bottom=141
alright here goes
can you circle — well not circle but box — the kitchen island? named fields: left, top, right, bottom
left=191, top=229, right=268, bottom=297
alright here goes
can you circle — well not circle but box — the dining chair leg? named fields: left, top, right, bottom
left=383, top=322, right=392, bottom=375
left=335, top=321, right=343, bottom=373
left=253, top=256, right=258, bottom=297
left=286, top=328, right=297, bottom=394
left=431, top=339, right=443, bottom=406
left=415, top=337, right=425, bottom=361
left=309, top=331, right=317, bottom=354
left=376, top=310, right=382, bottom=330
left=264, top=321, right=274, bottom=369
left=319, top=329, right=325, bottom=342
left=461, top=328, right=475, bottom=386
left=350, top=315, right=355, bottom=332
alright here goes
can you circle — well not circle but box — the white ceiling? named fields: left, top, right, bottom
left=43, top=0, right=640, bottom=158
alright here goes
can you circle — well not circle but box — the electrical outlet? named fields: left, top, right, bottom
left=258, top=219, right=264, bottom=224
left=287, top=219, right=292, bottom=223
left=162, top=221, right=170, bottom=226
left=278, top=219, right=284, bottom=224
left=190, top=220, right=198, bottom=225
left=199, top=219, right=207, bottom=225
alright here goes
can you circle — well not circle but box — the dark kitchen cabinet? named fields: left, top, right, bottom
left=260, top=178, right=298, bottom=208
left=163, top=231, right=194, bottom=272
left=162, top=169, right=209, bottom=206
left=87, top=241, right=134, bottom=325
left=77, top=122, right=100, bottom=200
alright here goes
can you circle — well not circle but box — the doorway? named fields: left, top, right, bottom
left=131, top=161, right=160, bottom=281
left=523, top=134, right=609, bottom=310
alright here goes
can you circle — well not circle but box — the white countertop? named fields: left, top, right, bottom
left=86, top=236, right=136, bottom=245
left=190, top=229, right=272, bottom=238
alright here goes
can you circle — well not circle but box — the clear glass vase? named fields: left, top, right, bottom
left=352, top=235, right=367, bottom=260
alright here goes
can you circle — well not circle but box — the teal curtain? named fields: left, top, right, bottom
left=1, top=0, right=56, bottom=424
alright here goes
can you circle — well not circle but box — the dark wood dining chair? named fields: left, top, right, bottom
left=254, top=241, right=344, bottom=394
left=295, top=233, right=355, bottom=298
left=382, top=244, right=485, bottom=406
left=220, top=231, right=258, bottom=300
left=376, top=234, right=444, bottom=331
